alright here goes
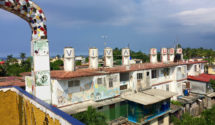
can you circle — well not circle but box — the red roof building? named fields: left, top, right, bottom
left=188, top=74, right=215, bottom=82
left=0, top=77, right=25, bottom=87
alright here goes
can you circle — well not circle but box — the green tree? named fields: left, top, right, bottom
left=85, top=57, right=89, bottom=63
left=6, top=54, right=18, bottom=64
left=50, top=59, right=63, bottom=70
left=20, top=52, right=26, bottom=61
left=113, top=48, right=122, bottom=60
left=0, top=64, right=7, bottom=76
left=201, top=105, right=215, bottom=125
left=76, top=60, right=82, bottom=66
left=20, top=57, right=32, bottom=72
left=6, top=63, right=21, bottom=76
left=209, top=79, right=215, bottom=92
left=72, top=106, right=107, bottom=125
left=173, top=112, right=206, bottom=125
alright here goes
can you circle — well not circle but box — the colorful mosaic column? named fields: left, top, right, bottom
left=0, top=0, right=51, bottom=103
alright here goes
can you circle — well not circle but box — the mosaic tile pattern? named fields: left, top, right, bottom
left=0, top=0, right=47, bottom=40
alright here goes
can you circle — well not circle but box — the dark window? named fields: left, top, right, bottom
left=97, top=78, right=103, bottom=84
left=166, top=84, right=169, bottom=91
left=137, top=73, right=143, bottom=80
left=147, top=72, right=150, bottom=76
left=178, top=67, right=182, bottom=72
left=68, top=80, right=80, bottom=87
left=110, top=104, right=115, bottom=108
left=152, top=70, right=158, bottom=79
left=120, top=73, right=129, bottom=81
left=158, top=116, right=164, bottom=125
left=162, top=68, right=170, bottom=76
left=120, top=85, right=127, bottom=90
left=97, top=106, right=103, bottom=110
left=109, top=78, right=113, bottom=88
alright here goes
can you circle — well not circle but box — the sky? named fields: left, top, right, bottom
left=1, top=0, right=215, bottom=57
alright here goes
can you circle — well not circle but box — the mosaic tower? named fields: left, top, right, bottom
left=0, top=0, right=51, bottom=103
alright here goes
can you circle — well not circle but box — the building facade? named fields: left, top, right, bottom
left=24, top=47, right=207, bottom=125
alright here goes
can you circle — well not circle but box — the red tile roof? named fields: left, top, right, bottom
left=188, top=74, right=215, bottom=82
left=51, top=68, right=107, bottom=80
left=50, top=61, right=206, bottom=80
left=0, top=76, right=25, bottom=87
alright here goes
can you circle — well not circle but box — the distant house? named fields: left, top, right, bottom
left=0, top=76, right=25, bottom=89
left=0, top=59, right=5, bottom=64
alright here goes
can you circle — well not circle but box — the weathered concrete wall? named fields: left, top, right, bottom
left=187, top=64, right=202, bottom=76
left=189, top=80, right=206, bottom=94
left=0, top=90, right=60, bottom=125
left=150, top=67, right=174, bottom=86
left=93, top=74, right=120, bottom=101
left=53, top=74, right=120, bottom=106
left=52, top=76, right=94, bottom=106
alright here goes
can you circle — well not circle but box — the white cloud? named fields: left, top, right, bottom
left=173, top=8, right=215, bottom=26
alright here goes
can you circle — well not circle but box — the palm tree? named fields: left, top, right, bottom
left=20, top=53, right=26, bottom=61
left=73, top=106, right=107, bottom=125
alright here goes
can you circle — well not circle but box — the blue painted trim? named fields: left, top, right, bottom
left=145, top=110, right=169, bottom=122
left=0, top=86, right=84, bottom=125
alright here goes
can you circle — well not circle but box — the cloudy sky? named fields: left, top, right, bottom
left=0, top=0, right=215, bottom=57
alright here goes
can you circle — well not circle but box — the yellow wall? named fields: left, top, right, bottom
left=163, top=114, right=169, bottom=125
left=0, top=90, right=61, bottom=125
left=208, top=66, right=215, bottom=75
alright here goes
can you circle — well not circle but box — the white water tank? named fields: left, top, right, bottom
left=122, top=48, right=130, bottom=65
left=64, top=47, right=75, bottom=71
left=104, top=47, right=113, bottom=67
left=161, top=48, right=168, bottom=63
left=168, top=48, right=175, bottom=62
left=89, top=48, right=99, bottom=69
left=150, top=48, right=157, bottom=63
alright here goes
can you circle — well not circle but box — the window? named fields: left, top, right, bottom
left=68, top=80, right=80, bottom=87
left=178, top=67, right=182, bottom=72
left=109, top=78, right=113, bottom=88
left=120, top=73, right=129, bottom=81
left=97, top=78, right=103, bottom=84
left=166, top=84, right=169, bottom=91
left=195, top=65, right=198, bottom=71
left=147, top=72, right=150, bottom=76
left=137, top=73, right=143, bottom=80
left=97, top=106, right=103, bottom=110
left=152, top=70, right=158, bottom=79
left=158, top=116, right=164, bottom=125
left=120, top=85, right=127, bottom=90
left=162, top=68, right=170, bottom=76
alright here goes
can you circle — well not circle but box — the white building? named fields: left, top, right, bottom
left=25, top=47, right=207, bottom=125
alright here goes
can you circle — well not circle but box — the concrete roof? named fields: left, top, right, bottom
left=207, top=92, right=215, bottom=97
left=121, top=89, right=177, bottom=105
left=59, top=97, right=125, bottom=114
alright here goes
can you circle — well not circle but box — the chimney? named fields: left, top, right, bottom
left=104, top=47, right=113, bottom=67
left=89, top=48, right=98, bottom=69
left=176, top=48, right=183, bottom=61
left=150, top=48, right=157, bottom=63
left=122, top=48, right=130, bottom=65
left=64, top=47, right=75, bottom=71
left=168, top=48, right=175, bottom=62
left=161, top=48, right=168, bottom=63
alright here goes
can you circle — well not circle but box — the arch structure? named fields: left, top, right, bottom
left=0, top=0, right=51, bottom=103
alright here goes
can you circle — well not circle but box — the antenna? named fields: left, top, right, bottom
left=101, top=35, right=108, bottom=47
